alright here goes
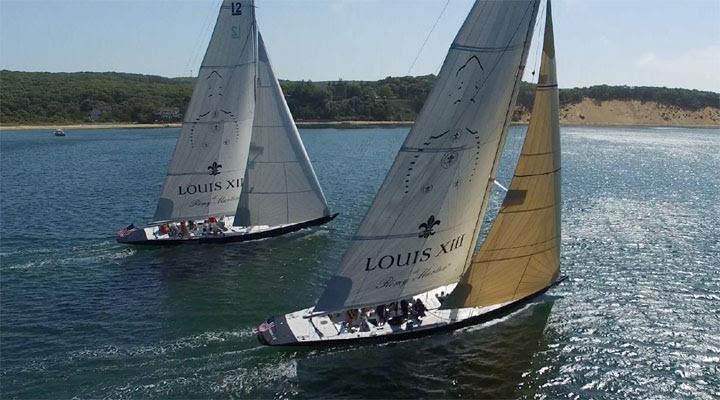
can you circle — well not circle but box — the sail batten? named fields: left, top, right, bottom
left=314, top=0, right=541, bottom=313
left=443, top=0, right=561, bottom=309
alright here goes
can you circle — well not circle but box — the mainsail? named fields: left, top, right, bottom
left=235, top=33, right=330, bottom=227
left=443, top=0, right=561, bottom=309
left=154, top=0, right=257, bottom=222
left=315, top=1, right=541, bottom=313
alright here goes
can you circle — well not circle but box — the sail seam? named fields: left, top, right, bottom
left=353, top=225, right=468, bottom=241
left=200, top=62, right=256, bottom=68
left=450, top=43, right=523, bottom=53
left=182, top=119, right=253, bottom=124
left=251, top=160, right=303, bottom=164
left=514, top=167, right=560, bottom=178
left=521, top=150, right=557, bottom=156
left=166, top=171, right=243, bottom=177
left=500, top=203, right=555, bottom=214
left=248, top=189, right=315, bottom=195
left=400, top=144, right=484, bottom=153
left=536, top=84, right=558, bottom=88
left=479, top=235, right=558, bottom=252
left=474, top=245, right=555, bottom=263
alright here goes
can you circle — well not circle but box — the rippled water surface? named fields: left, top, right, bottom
left=1, top=126, right=718, bottom=399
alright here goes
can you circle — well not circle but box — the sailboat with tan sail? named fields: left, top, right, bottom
left=117, top=0, right=336, bottom=245
left=257, top=0, right=565, bottom=346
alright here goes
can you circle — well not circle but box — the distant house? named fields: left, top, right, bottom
left=88, top=106, right=112, bottom=122
left=155, top=107, right=181, bottom=122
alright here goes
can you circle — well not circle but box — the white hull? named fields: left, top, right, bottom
left=257, top=279, right=564, bottom=347
left=117, top=214, right=337, bottom=245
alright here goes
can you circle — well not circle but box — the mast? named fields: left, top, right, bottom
left=154, top=0, right=258, bottom=222
left=234, top=33, right=330, bottom=227
left=443, top=0, right=561, bottom=309
left=314, top=1, right=541, bottom=313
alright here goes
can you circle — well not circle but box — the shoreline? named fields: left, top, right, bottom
left=1, top=120, right=718, bottom=131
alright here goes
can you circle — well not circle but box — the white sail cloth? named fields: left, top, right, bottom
left=155, top=0, right=257, bottom=222
left=315, top=0, right=541, bottom=313
left=235, top=34, right=330, bottom=226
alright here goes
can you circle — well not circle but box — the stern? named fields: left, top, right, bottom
left=256, top=316, right=299, bottom=346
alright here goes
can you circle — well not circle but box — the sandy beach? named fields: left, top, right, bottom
left=1, top=113, right=718, bottom=132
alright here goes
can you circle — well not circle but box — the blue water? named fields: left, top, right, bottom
left=1, top=126, right=718, bottom=399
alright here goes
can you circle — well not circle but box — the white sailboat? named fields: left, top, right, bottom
left=258, top=0, right=565, bottom=346
left=118, top=0, right=336, bottom=245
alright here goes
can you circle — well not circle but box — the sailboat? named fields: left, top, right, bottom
left=118, top=0, right=336, bottom=245
left=258, top=0, right=565, bottom=346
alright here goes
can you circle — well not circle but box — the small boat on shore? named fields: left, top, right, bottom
left=118, top=0, right=336, bottom=245
left=258, top=0, right=564, bottom=346
left=54, top=129, right=65, bottom=136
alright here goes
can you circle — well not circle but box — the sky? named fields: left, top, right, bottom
left=1, top=0, right=719, bottom=91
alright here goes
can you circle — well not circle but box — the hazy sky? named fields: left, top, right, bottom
left=1, top=0, right=719, bottom=91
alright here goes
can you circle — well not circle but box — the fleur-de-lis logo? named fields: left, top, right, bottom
left=418, top=215, right=441, bottom=238
left=208, top=161, right=222, bottom=176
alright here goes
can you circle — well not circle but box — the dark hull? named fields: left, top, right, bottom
left=261, top=276, right=567, bottom=347
left=118, top=213, right=338, bottom=246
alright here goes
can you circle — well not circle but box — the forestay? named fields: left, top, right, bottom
left=154, top=0, right=257, bottom=222
left=444, top=1, right=561, bottom=309
left=315, top=1, right=541, bottom=313
left=235, top=34, right=330, bottom=227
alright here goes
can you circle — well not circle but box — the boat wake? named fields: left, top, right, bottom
left=1, top=240, right=134, bottom=271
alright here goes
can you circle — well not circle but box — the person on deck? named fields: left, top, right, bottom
left=217, top=216, right=227, bottom=231
left=344, top=309, right=360, bottom=333
left=180, top=221, right=189, bottom=238
left=413, top=298, right=427, bottom=319
left=400, top=299, right=410, bottom=318
left=387, top=302, right=398, bottom=318
left=158, top=224, right=171, bottom=236
left=435, top=291, right=447, bottom=305
left=375, top=304, right=386, bottom=326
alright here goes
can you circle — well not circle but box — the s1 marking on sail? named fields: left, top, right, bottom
left=117, top=0, right=336, bottom=245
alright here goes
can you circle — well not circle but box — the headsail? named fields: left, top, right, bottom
left=315, top=1, right=541, bottom=313
left=154, top=0, right=257, bottom=222
left=443, top=0, right=561, bottom=309
left=235, top=33, right=330, bottom=227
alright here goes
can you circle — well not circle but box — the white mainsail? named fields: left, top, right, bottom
left=315, top=1, right=541, bottom=313
left=154, top=0, right=257, bottom=222
left=235, top=33, right=330, bottom=227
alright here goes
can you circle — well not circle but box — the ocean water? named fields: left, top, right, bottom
left=0, top=126, right=718, bottom=399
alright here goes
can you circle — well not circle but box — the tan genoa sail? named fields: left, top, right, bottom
left=444, top=0, right=561, bottom=309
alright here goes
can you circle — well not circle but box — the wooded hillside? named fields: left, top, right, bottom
left=1, top=70, right=718, bottom=125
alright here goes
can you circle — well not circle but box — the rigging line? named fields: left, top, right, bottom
left=531, top=0, right=547, bottom=79
left=188, top=0, right=222, bottom=75
left=407, top=0, right=451, bottom=76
